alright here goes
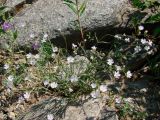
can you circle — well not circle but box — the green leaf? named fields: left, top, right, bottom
left=153, top=27, right=160, bottom=37
left=13, top=30, right=18, bottom=40
left=0, top=6, right=8, bottom=16
left=132, top=0, right=146, bottom=9
left=79, top=0, right=87, bottom=16
left=41, top=42, right=53, bottom=55
left=63, top=0, right=77, bottom=14
left=146, top=13, right=160, bottom=23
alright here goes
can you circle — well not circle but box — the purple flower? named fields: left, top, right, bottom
left=2, top=22, right=12, bottom=31
left=32, top=41, right=40, bottom=50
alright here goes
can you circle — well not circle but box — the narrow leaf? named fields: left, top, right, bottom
left=79, top=0, right=87, bottom=16
left=63, top=0, right=77, bottom=14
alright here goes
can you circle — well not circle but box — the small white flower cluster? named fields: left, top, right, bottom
left=50, top=46, right=59, bottom=58
left=124, top=37, right=130, bottom=42
left=26, top=53, right=40, bottom=65
left=17, top=91, right=31, bottom=103
left=115, top=96, right=133, bottom=104
left=134, top=46, right=142, bottom=53
left=107, top=58, right=132, bottom=79
left=114, top=70, right=132, bottom=79
left=90, top=84, right=108, bottom=98
left=134, top=38, right=154, bottom=54
left=43, top=80, right=58, bottom=89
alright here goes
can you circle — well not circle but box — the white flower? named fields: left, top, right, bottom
left=107, top=58, right=114, bottom=66
left=23, top=92, right=30, bottom=100
left=99, top=85, right=107, bottom=92
left=43, top=80, right=49, bottom=86
left=90, top=90, right=100, bottom=98
left=16, top=65, right=20, bottom=69
left=141, top=38, right=147, bottom=44
left=24, top=75, right=31, bottom=81
left=41, top=33, right=48, bottom=43
left=51, top=53, right=56, bottom=58
left=90, top=56, right=94, bottom=60
left=126, top=71, right=132, bottom=78
left=91, top=83, right=97, bottom=89
left=124, top=97, right=133, bottom=103
left=140, top=88, right=147, bottom=93
left=7, top=76, right=14, bottom=88
left=115, top=65, right=121, bottom=71
left=138, top=25, right=144, bottom=31
left=8, top=75, right=14, bottom=81
left=72, top=43, right=77, bottom=48
left=114, top=35, right=121, bottom=39
left=34, top=54, right=40, bottom=59
left=52, top=47, right=58, bottom=53
left=30, top=33, right=35, bottom=38
left=58, top=28, right=61, bottom=31
left=50, top=82, right=58, bottom=88
left=147, top=50, right=153, bottom=55
left=7, top=88, right=11, bottom=93
left=18, top=96, right=24, bottom=104
left=114, top=71, right=121, bottom=79
left=67, top=56, right=74, bottom=64
left=70, top=75, right=78, bottom=82
left=29, top=59, right=36, bottom=65
left=69, top=88, right=73, bottom=92
left=43, top=33, right=48, bottom=39
left=4, top=64, right=9, bottom=70
left=148, top=40, right=153, bottom=46
left=144, top=46, right=150, bottom=51
left=124, top=38, right=130, bottom=42
left=91, top=46, right=97, bottom=51
left=26, top=53, right=32, bottom=59
left=47, top=114, right=54, bottom=120
left=115, top=97, right=121, bottom=104
left=134, top=46, right=142, bottom=53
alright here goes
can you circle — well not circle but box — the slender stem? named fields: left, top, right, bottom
left=75, top=0, right=84, bottom=44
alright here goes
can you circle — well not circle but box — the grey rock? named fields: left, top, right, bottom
left=58, top=55, right=90, bottom=81
left=1, top=0, right=135, bottom=48
left=17, top=97, right=118, bottom=120
left=5, top=0, right=25, bottom=7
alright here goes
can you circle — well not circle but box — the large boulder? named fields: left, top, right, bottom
left=17, top=96, right=118, bottom=120
left=1, top=0, right=135, bottom=48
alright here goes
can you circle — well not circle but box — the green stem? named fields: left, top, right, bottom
left=75, top=0, right=84, bottom=45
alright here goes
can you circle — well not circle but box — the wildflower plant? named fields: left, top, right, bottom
left=0, top=2, right=159, bottom=120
